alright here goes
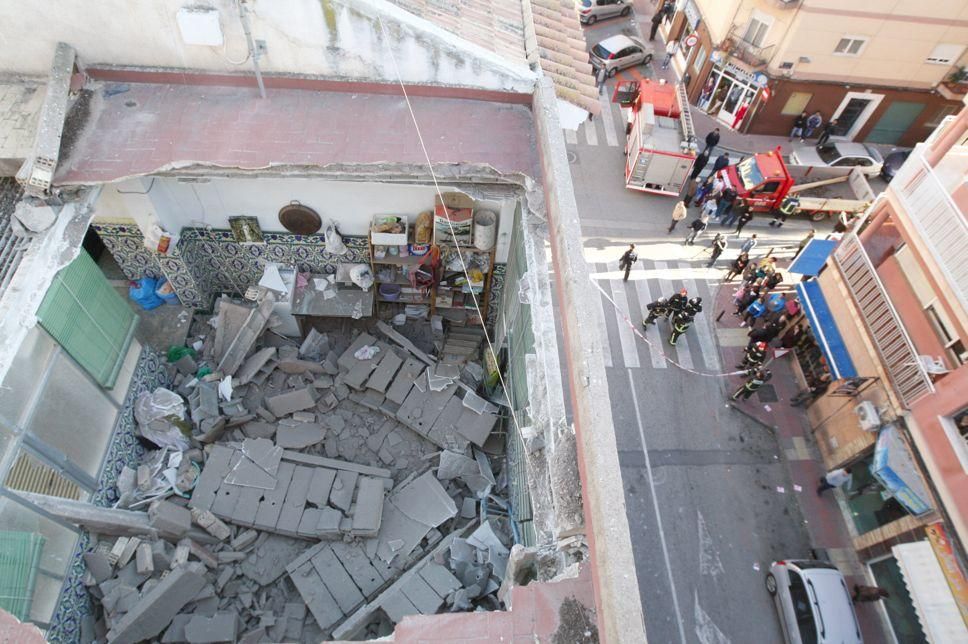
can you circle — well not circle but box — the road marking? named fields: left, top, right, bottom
left=697, top=511, right=725, bottom=577
left=582, top=114, right=599, bottom=146
left=595, top=263, right=614, bottom=368
left=694, top=590, right=732, bottom=644
left=565, top=128, right=578, bottom=145
left=629, top=370, right=688, bottom=644
left=654, top=261, right=693, bottom=370
left=633, top=264, right=666, bottom=369
left=598, top=91, right=619, bottom=147
left=608, top=262, right=640, bottom=369
left=680, top=264, right=722, bottom=373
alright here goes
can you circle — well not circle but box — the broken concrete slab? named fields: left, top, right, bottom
left=105, top=562, right=207, bottom=644
left=391, top=471, right=458, bottom=528
left=190, top=508, right=231, bottom=541
left=336, top=333, right=378, bottom=371
left=240, top=421, right=276, bottom=440
left=83, top=551, right=113, bottom=583
left=419, top=562, right=462, bottom=598
left=276, top=466, right=313, bottom=535
left=385, top=357, right=423, bottom=405
left=311, top=546, right=365, bottom=614
left=217, top=294, right=276, bottom=377
left=236, top=347, right=277, bottom=386
left=454, top=405, right=500, bottom=448
left=350, top=476, right=385, bottom=537
left=275, top=423, right=325, bottom=449
left=280, top=450, right=392, bottom=479
left=366, top=349, right=403, bottom=393
left=240, top=534, right=306, bottom=586
left=264, top=387, right=316, bottom=418
left=328, top=470, right=359, bottom=513
left=184, top=612, right=238, bottom=643
left=330, top=542, right=387, bottom=595
left=376, top=321, right=436, bottom=366
left=399, top=571, right=444, bottom=615
left=299, top=328, right=329, bottom=360
left=288, top=560, right=344, bottom=631
left=148, top=500, right=192, bottom=540
left=277, top=359, right=324, bottom=375
left=305, top=468, right=337, bottom=508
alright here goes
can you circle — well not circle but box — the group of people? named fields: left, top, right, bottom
left=642, top=288, right=703, bottom=346
left=789, top=110, right=839, bottom=148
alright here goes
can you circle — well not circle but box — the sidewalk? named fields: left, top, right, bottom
left=710, top=264, right=889, bottom=642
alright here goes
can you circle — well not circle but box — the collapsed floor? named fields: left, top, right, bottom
left=72, top=293, right=527, bottom=643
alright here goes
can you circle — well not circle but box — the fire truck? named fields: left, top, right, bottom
left=618, top=80, right=698, bottom=196
left=716, top=148, right=874, bottom=221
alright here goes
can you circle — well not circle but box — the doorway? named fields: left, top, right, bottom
left=866, top=101, right=925, bottom=145
left=699, top=66, right=758, bottom=129
left=831, top=92, right=885, bottom=140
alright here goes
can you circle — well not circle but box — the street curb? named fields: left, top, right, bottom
left=727, top=401, right=778, bottom=432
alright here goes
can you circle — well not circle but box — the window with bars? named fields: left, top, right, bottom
left=35, top=250, right=136, bottom=388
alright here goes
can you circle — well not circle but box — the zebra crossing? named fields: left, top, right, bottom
left=593, top=259, right=721, bottom=372
left=565, top=89, right=627, bottom=148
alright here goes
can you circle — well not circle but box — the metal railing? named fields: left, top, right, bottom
left=0, top=178, right=30, bottom=297
left=834, top=234, right=935, bottom=408
left=726, top=25, right=775, bottom=69
left=890, top=148, right=968, bottom=317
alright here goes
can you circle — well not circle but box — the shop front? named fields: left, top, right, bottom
left=696, top=55, right=765, bottom=130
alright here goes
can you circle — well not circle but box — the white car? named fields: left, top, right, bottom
left=578, top=0, right=632, bottom=25
left=766, top=560, right=863, bottom=644
left=589, top=35, right=653, bottom=77
left=789, top=142, right=884, bottom=176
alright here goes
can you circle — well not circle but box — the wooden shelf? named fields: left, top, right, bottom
left=372, top=254, right=425, bottom=266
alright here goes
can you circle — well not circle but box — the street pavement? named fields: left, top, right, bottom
left=567, top=12, right=841, bottom=644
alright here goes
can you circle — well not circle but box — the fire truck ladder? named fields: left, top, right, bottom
left=676, top=83, right=697, bottom=151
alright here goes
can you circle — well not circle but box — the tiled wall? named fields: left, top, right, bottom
left=46, top=348, right=171, bottom=644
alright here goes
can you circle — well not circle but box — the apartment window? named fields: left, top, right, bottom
left=925, top=105, right=958, bottom=128
left=742, top=11, right=772, bottom=47
left=925, top=303, right=967, bottom=366
left=781, top=92, right=812, bottom=116
left=926, top=43, right=965, bottom=65
left=692, top=45, right=706, bottom=71
left=941, top=408, right=968, bottom=473
left=834, top=37, right=867, bottom=56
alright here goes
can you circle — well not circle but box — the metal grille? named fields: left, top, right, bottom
left=834, top=234, right=934, bottom=407
left=891, top=150, right=968, bottom=315
left=0, top=178, right=29, bottom=296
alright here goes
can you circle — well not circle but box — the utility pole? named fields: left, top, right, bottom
left=236, top=0, right=266, bottom=99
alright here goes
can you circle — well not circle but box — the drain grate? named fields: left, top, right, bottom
left=567, top=150, right=579, bottom=165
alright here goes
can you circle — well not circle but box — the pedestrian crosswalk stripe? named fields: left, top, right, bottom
left=679, top=263, right=722, bottom=374
left=607, top=262, right=641, bottom=369
left=565, top=128, right=578, bottom=145
left=594, top=263, right=614, bottom=368
left=654, top=260, right=693, bottom=371
left=633, top=264, right=667, bottom=369
left=598, top=91, right=619, bottom=147
left=582, top=116, right=599, bottom=146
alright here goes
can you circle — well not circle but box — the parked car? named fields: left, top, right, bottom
left=578, top=0, right=631, bottom=25
left=880, top=149, right=912, bottom=183
left=589, top=35, right=653, bottom=77
left=766, top=560, right=863, bottom=644
left=789, top=142, right=884, bottom=176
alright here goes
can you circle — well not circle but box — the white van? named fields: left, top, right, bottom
left=766, top=560, right=863, bottom=644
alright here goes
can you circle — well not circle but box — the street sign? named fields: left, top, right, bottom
left=684, top=33, right=699, bottom=48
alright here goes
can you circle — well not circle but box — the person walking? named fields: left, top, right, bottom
left=732, top=200, right=754, bottom=234
left=769, top=194, right=800, bottom=227
left=724, top=252, right=749, bottom=282
left=668, top=312, right=693, bottom=345
left=668, top=199, right=688, bottom=233
left=642, top=297, right=670, bottom=326
left=711, top=151, right=730, bottom=174
left=704, top=128, right=720, bottom=153
left=740, top=233, right=758, bottom=255
left=789, top=111, right=808, bottom=141
left=701, top=194, right=719, bottom=221
left=649, top=11, right=663, bottom=41
left=682, top=178, right=700, bottom=206
left=731, top=367, right=772, bottom=401
left=714, top=187, right=737, bottom=222
left=684, top=213, right=709, bottom=245
left=618, top=244, right=638, bottom=282
left=667, top=288, right=689, bottom=316
left=707, top=233, right=727, bottom=267
left=852, top=585, right=890, bottom=603
left=792, top=229, right=815, bottom=260
left=817, top=467, right=852, bottom=495
left=738, top=341, right=768, bottom=370
left=689, top=149, right=711, bottom=180
left=805, top=111, right=823, bottom=139
left=816, top=118, right=838, bottom=148
left=595, top=66, right=608, bottom=95
left=661, top=40, right=679, bottom=70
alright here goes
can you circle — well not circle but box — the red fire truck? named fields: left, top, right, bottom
left=619, top=80, right=698, bottom=196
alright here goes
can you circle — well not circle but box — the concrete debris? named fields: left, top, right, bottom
left=276, top=423, right=325, bottom=449
left=264, top=387, right=317, bottom=417
left=184, top=611, right=238, bottom=643
left=190, top=508, right=231, bottom=541
left=216, top=293, right=277, bottom=376
left=299, top=328, right=329, bottom=359
left=105, top=562, right=207, bottom=644
left=148, top=500, right=192, bottom=540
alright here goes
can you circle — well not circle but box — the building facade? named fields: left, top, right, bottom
left=665, top=0, right=968, bottom=146
left=788, top=101, right=968, bottom=641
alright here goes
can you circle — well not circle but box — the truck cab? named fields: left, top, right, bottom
left=719, top=148, right=793, bottom=212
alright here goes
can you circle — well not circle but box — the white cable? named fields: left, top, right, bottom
left=375, top=17, right=532, bottom=466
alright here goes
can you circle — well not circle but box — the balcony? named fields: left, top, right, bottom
left=773, top=0, right=801, bottom=7
left=890, top=146, right=968, bottom=317
left=724, top=26, right=775, bottom=70
left=834, top=234, right=935, bottom=408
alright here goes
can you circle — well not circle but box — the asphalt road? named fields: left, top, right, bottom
left=568, top=14, right=830, bottom=644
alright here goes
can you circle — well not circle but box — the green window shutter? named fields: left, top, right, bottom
left=36, top=251, right=136, bottom=388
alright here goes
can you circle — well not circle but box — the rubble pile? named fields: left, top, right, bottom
left=85, top=294, right=513, bottom=642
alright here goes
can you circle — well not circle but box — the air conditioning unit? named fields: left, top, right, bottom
left=855, top=401, right=880, bottom=432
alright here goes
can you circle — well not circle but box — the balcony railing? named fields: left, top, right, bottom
left=725, top=26, right=775, bottom=69
left=834, top=233, right=935, bottom=408
left=891, top=147, right=968, bottom=316
left=0, top=178, right=29, bottom=297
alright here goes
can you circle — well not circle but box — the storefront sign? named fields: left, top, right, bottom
left=684, top=33, right=699, bottom=48
left=926, top=522, right=968, bottom=626
left=683, top=1, right=701, bottom=30
left=753, top=72, right=769, bottom=88
left=872, top=425, right=933, bottom=516
left=721, top=61, right=757, bottom=86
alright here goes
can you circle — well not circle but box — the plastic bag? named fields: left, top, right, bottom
left=354, top=345, right=380, bottom=360
left=166, top=346, right=197, bottom=363
left=349, top=264, right=374, bottom=290
left=325, top=224, right=348, bottom=255
left=135, top=388, right=186, bottom=426
left=129, top=277, right=164, bottom=310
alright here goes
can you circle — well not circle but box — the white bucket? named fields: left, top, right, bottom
left=473, top=210, right=497, bottom=251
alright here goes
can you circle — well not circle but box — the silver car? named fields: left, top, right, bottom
left=766, top=560, right=863, bottom=644
left=789, top=142, right=884, bottom=176
left=589, top=35, right=653, bottom=77
left=578, top=0, right=631, bottom=25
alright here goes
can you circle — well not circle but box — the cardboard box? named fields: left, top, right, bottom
left=434, top=193, right=474, bottom=245
left=371, top=215, right=408, bottom=245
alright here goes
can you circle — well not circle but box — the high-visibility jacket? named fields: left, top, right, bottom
left=779, top=196, right=800, bottom=216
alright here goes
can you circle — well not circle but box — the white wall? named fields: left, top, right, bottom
left=0, top=0, right=533, bottom=92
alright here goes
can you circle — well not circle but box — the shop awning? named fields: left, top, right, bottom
left=892, top=541, right=968, bottom=642
left=873, top=424, right=933, bottom=516
left=795, top=281, right=858, bottom=379
left=788, top=239, right=837, bottom=276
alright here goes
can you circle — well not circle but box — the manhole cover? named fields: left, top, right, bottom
left=757, top=384, right=778, bottom=403
left=567, top=150, right=579, bottom=164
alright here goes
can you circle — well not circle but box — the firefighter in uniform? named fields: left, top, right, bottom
left=667, top=288, right=688, bottom=317
left=643, top=297, right=670, bottom=326
left=668, top=311, right=693, bottom=346
left=731, top=367, right=773, bottom=401
left=683, top=297, right=703, bottom=318
left=769, top=194, right=800, bottom=228
left=738, top=341, right=768, bottom=370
